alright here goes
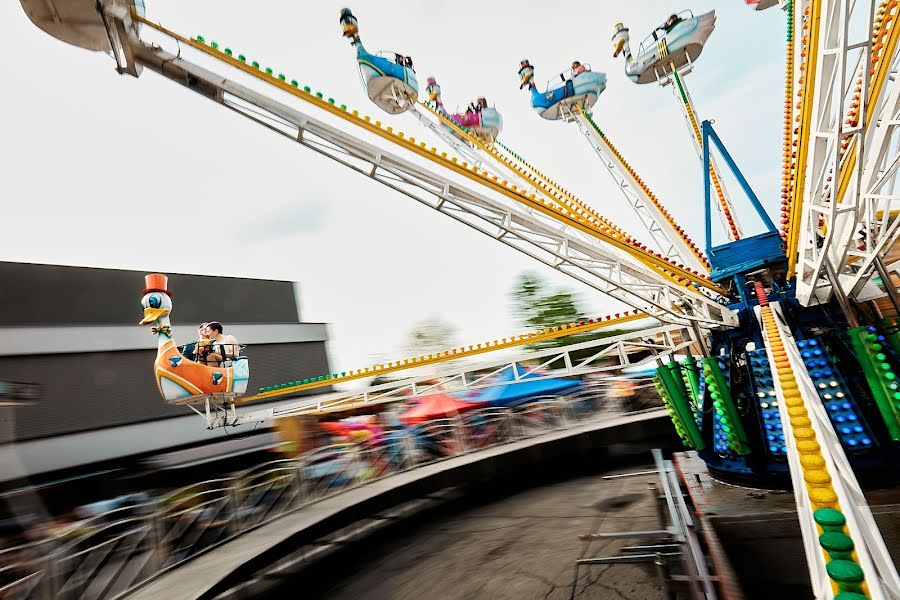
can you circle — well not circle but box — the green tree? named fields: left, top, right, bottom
left=511, top=272, right=632, bottom=354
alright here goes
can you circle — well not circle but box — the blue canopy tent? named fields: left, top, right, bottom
left=472, top=364, right=582, bottom=407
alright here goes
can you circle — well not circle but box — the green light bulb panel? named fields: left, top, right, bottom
left=654, top=363, right=705, bottom=450
left=700, top=357, right=751, bottom=455
left=848, top=326, right=900, bottom=442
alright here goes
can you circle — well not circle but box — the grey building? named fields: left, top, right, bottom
left=0, top=261, right=330, bottom=482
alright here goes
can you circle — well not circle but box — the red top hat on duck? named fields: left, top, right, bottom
left=139, top=273, right=250, bottom=405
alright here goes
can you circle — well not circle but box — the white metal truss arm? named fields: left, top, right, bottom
left=841, top=55, right=900, bottom=299
left=795, top=0, right=873, bottom=306
left=758, top=303, right=900, bottom=599
left=128, top=42, right=734, bottom=327
left=571, top=113, right=708, bottom=273
left=213, top=323, right=696, bottom=427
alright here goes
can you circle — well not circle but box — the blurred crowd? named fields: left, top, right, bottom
left=0, top=373, right=654, bottom=597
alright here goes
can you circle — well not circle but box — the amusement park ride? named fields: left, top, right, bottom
left=17, top=0, right=900, bottom=596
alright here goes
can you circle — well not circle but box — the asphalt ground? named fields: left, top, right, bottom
left=311, top=464, right=669, bottom=600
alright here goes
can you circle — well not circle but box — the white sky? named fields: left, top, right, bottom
left=3, top=1, right=786, bottom=375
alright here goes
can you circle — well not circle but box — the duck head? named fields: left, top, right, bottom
left=340, top=8, right=360, bottom=42
left=140, top=291, right=172, bottom=325
left=518, top=60, right=535, bottom=91
left=139, top=273, right=173, bottom=325
left=611, top=23, right=632, bottom=63
left=426, top=77, right=441, bottom=101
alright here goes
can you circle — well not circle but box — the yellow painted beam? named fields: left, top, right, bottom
left=787, top=0, right=824, bottom=277
left=761, top=304, right=870, bottom=598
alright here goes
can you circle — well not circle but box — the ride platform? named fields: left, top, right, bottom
left=675, top=451, right=900, bottom=598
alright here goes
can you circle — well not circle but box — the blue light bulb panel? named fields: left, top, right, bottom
left=797, top=338, right=875, bottom=450
left=747, top=349, right=786, bottom=457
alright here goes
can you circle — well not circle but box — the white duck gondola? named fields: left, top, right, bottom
left=340, top=8, right=418, bottom=114
left=612, top=10, right=716, bottom=84
left=518, top=60, right=607, bottom=121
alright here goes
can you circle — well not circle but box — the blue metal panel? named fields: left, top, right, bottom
left=708, top=231, right=786, bottom=282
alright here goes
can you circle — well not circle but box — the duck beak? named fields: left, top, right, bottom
left=140, top=307, right=170, bottom=325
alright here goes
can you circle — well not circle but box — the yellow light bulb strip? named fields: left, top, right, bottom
left=761, top=298, right=872, bottom=598
left=780, top=0, right=796, bottom=243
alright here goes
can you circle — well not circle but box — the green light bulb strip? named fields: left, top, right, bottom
left=655, top=363, right=705, bottom=450
left=653, top=376, right=693, bottom=448
left=194, top=34, right=314, bottom=94
left=813, top=508, right=870, bottom=598
left=848, top=326, right=900, bottom=441
left=700, top=357, right=751, bottom=455
left=259, top=371, right=349, bottom=394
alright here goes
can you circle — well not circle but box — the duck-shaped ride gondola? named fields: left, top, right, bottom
left=340, top=8, right=418, bottom=115
left=139, top=273, right=250, bottom=405
left=517, top=60, right=607, bottom=121
left=612, top=9, right=743, bottom=242
left=611, top=10, right=716, bottom=84
left=425, top=77, right=503, bottom=142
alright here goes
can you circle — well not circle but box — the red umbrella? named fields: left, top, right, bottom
left=399, top=394, right=488, bottom=426
left=320, top=421, right=352, bottom=436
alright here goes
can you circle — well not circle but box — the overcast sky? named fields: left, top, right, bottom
left=3, top=1, right=785, bottom=375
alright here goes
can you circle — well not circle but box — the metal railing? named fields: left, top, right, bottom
left=0, top=383, right=658, bottom=600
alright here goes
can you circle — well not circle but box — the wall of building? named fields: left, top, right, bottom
left=0, top=342, right=330, bottom=442
left=0, top=262, right=331, bottom=479
left=0, top=262, right=300, bottom=326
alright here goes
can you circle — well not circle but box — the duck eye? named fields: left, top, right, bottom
left=148, top=295, right=161, bottom=309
